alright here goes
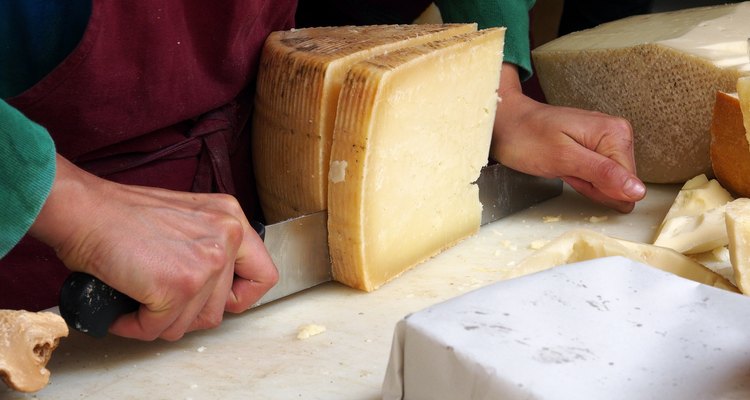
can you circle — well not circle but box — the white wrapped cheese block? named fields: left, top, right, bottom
left=532, top=3, right=750, bottom=183
left=383, top=257, right=750, bottom=400
left=327, top=28, right=505, bottom=291
left=252, top=24, right=476, bottom=223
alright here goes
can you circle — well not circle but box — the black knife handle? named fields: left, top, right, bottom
left=59, top=272, right=139, bottom=338
left=59, top=220, right=266, bottom=337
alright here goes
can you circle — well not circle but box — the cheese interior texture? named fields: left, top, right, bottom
left=532, top=3, right=750, bottom=183
left=327, top=28, right=505, bottom=291
left=725, top=198, right=750, bottom=293
left=513, top=229, right=737, bottom=293
left=652, top=174, right=733, bottom=254
left=252, top=24, right=477, bottom=223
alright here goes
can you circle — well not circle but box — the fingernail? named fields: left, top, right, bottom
left=623, top=178, right=646, bottom=199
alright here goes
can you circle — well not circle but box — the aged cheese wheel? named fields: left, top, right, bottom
left=0, top=310, right=68, bottom=393
left=711, top=79, right=750, bottom=197
left=327, top=28, right=506, bottom=291
left=252, top=24, right=477, bottom=223
left=515, top=229, right=738, bottom=293
left=725, top=198, right=750, bottom=294
left=532, top=3, right=750, bottom=183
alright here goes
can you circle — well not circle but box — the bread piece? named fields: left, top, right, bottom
left=327, top=28, right=505, bottom=291
left=532, top=3, right=750, bottom=183
left=252, top=24, right=477, bottom=223
left=0, top=310, right=69, bottom=393
left=515, top=229, right=738, bottom=293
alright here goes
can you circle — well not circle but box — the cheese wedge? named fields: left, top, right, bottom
left=252, top=24, right=477, bottom=223
left=532, top=3, right=750, bottom=183
left=515, top=229, right=738, bottom=293
left=652, top=174, right=733, bottom=254
left=712, top=77, right=750, bottom=196
left=725, top=198, right=750, bottom=294
left=327, top=28, right=506, bottom=291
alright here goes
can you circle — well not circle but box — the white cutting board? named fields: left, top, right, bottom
left=3, top=184, right=681, bottom=399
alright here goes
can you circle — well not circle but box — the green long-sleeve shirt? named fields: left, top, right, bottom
left=0, top=100, right=56, bottom=257
left=437, top=0, right=536, bottom=81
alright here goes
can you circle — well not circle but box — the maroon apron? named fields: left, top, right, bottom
left=2, top=0, right=296, bottom=311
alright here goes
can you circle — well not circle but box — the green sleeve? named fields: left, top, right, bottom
left=435, top=0, right=536, bottom=81
left=0, top=100, right=56, bottom=258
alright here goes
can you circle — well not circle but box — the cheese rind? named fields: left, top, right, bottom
left=252, top=24, right=477, bottom=223
left=327, top=29, right=505, bottom=291
left=532, top=3, right=750, bottom=183
left=710, top=90, right=750, bottom=197
left=515, top=229, right=738, bottom=293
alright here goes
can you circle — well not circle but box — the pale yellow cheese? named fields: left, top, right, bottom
left=252, top=24, right=477, bottom=223
left=725, top=198, right=750, bottom=293
left=532, top=3, right=750, bottom=183
left=689, top=246, right=735, bottom=285
left=514, top=229, right=737, bottom=293
left=652, top=174, right=733, bottom=254
left=327, top=28, right=506, bottom=291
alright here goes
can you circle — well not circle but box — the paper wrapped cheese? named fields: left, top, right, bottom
left=252, top=24, right=477, bottom=223
left=327, top=28, right=506, bottom=291
left=711, top=77, right=750, bottom=197
left=532, top=3, right=750, bottom=183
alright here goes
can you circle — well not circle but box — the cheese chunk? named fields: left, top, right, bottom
left=652, top=174, right=733, bottom=254
left=689, top=246, right=735, bottom=285
left=532, top=3, right=750, bottom=183
left=710, top=91, right=750, bottom=197
left=515, top=229, right=737, bottom=293
left=252, top=24, right=476, bottom=223
left=327, top=29, right=505, bottom=291
left=725, top=198, right=750, bottom=294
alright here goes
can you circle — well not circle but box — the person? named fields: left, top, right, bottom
left=1, top=0, right=644, bottom=341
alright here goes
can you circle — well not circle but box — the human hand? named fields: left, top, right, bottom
left=491, top=64, right=646, bottom=213
left=30, top=156, right=278, bottom=341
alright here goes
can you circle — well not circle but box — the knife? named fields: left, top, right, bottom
left=58, top=163, right=561, bottom=337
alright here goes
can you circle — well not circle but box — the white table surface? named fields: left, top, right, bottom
left=4, top=183, right=682, bottom=400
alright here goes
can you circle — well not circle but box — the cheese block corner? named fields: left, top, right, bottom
left=251, top=24, right=477, bottom=223
left=532, top=3, right=750, bottom=183
left=327, top=28, right=506, bottom=291
left=711, top=77, right=750, bottom=197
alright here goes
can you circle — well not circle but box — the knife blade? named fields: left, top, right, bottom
left=58, top=163, right=561, bottom=337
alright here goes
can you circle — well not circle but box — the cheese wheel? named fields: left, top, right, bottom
left=532, top=3, right=750, bottom=183
left=252, top=24, right=477, bottom=223
left=327, top=28, right=506, bottom=291
left=710, top=91, right=750, bottom=197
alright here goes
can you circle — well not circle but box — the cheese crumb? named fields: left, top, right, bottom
left=588, top=216, right=609, bottom=223
left=328, top=160, right=348, bottom=183
left=542, top=215, right=562, bottom=223
left=297, top=324, right=326, bottom=340
left=528, top=240, right=550, bottom=250
left=196, top=346, right=207, bottom=353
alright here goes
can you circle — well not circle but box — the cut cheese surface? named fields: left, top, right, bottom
left=251, top=24, right=477, bottom=223
left=327, top=28, right=505, bottom=291
left=711, top=91, right=750, bottom=197
left=652, top=174, right=733, bottom=253
left=532, top=3, right=750, bottom=183
left=739, top=77, right=750, bottom=152
left=515, top=229, right=738, bottom=293
left=725, top=198, right=750, bottom=294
